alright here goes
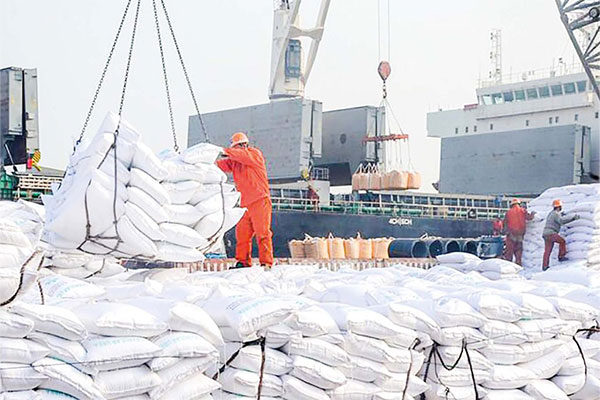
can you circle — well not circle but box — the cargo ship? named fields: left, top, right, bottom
left=223, top=188, right=502, bottom=258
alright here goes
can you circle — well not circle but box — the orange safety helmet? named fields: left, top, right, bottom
left=553, top=199, right=563, bottom=208
left=511, top=198, right=520, bottom=206
left=230, top=132, right=249, bottom=147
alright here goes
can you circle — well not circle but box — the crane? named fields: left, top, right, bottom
left=269, top=0, right=332, bottom=99
left=555, top=0, right=600, bottom=100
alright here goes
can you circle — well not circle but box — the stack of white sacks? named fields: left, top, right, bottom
left=0, top=200, right=45, bottom=305
left=436, top=253, right=523, bottom=280
left=1, top=271, right=224, bottom=399
left=3, top=252, right=600, bottom=398
left=523, top=184, right=600, bottom=270
left=42, top=112, right=244, bottom=262
left=43, top=251, right=125, bottom=280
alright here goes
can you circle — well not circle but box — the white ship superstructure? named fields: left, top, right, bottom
left=427, top=66, right=599, bottom=178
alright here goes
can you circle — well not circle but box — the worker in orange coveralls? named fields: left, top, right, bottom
left=503, top=198, right=535, bottom=266
left=216, top=132, right=274, bottom=269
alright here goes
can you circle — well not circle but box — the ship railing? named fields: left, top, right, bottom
left=15, top=174, right=62, bottom=191
left=271, top=196, right=506, bottom=221
left=13, top=173, right=61, bottom=202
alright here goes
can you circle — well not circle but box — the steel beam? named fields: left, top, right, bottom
left=556, top=0, right=600, bottom=100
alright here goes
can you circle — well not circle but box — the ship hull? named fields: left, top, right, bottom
left=224, top=210, right=492, bottom=258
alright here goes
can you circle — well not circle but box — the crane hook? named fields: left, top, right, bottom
left=378, top=61, right=391, bottom=98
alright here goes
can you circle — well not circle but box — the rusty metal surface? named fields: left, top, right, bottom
left=187, top=258, right=437, bottom=272
left=123, top=257, right=438, bottom=272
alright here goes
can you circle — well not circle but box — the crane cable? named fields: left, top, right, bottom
left=376, top=0, right=391, bottom=63
left=73, top=0, right=213, bottom=259
left=77, top=0, right=210, bottom=153
left=152, top=0, right=177, bottom=151
left=76, top=0, right=133, bottom=148
left=376, top=0, right=415, bottom=173
left=159, top=0, right=210, bottom=144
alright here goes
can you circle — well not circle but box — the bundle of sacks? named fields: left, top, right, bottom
left=0, top=200, right=45, bottom=306
left=42, top=251, right=126, bottom=280
left=42, top=112, right=244, bottom=262
left=523, top=184, right=600, bottom=270
left=3, top=255, right=600, bottom=399
left=1, top=270, right=224, bottom=399
left=436, top=253, right=523, bottom=280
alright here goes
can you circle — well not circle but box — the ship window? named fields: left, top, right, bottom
left=285, top=39, right=302, bottom=78
left=490, top=123, right=494, bottom=130
left=503, top=91, right=514, bottom=102
left=549, top=117, right=553, bottom=124
left=551, top=84, right=563, bottom=96
left=465, top=126, right=469, bottom=133
left=539, top=86, right=551, bottom=98
left=525, top=119, right=530, bottom=127
left=514, top=90, right=526, bottom=101
left=563, top=82, right=576, bottom=94
left=526, top=88, right=539, bottom=99
left=491, top=93, right=504, bottom=104
left=482, top=94, right=493, bottom=105
left=596, top=111, right=599, bottom=119
left=575, top=113, right=579, bottom=121
left=555, top=116, right=559, bottom=123
left=474, top=125, right=477, bottom=132
left=577, top=81, right=588, bottom=92
left=455, top=127, right=458, bottom=134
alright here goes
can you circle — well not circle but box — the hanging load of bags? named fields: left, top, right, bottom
left=367, top=165, right=383, bottom=191
left=353, top=165, right=420, bottom=191
left=407, top=171, right=422, bottom=190
left=382, top=170, right=409, bottom=190
left=351, top=165, right=369, bottom=191
left=42, top=113, right=245, bottom=262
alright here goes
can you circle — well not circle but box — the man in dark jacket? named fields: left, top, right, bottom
left=542, top=199, right=579, bottom=271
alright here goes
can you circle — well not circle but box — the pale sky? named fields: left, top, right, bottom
left=0, top=0, right=577, bottom=191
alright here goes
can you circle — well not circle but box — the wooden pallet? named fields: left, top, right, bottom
left=16, top=174, right=62, bottom=191
left=185, top=258, right=437, bottom=272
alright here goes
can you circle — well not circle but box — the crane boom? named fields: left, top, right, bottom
left=555, top=0, right=600, bottom=100
left=269, top=0, right=332, bottom=99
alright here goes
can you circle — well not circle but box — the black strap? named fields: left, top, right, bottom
left=420, top=345, right=435, bottom=400
left=257, top=336, right=267, bottom=400
left=573, top=325, right=600, bottom=385
left=0, top=251, right=44, bottom=307
left=462, top=341, right=480, bottom=400
left=212, top=337, right=266, bottom=380
left=420, top=340, right=479, bottom=400
left=401, top=338, right=420, bottom=400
